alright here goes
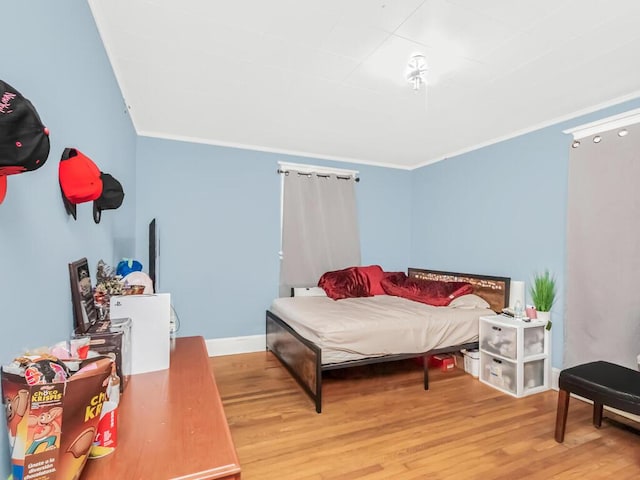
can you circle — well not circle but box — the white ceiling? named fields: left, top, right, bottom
left=88, top=0, right=640, bottom=170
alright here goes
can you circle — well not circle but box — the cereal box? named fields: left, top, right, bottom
left=2, top=357, right=112, bottom=480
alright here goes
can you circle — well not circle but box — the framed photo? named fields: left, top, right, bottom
left=68, top=257, right=97, bottom=334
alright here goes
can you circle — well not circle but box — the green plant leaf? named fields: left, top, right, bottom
left=529, top=269, right=557, bottom=312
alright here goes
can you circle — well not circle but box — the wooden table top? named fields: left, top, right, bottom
left=80, top=336, right=241, bottom=480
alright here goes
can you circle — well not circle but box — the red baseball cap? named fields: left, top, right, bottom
left=59, top=148, right=103, bottom=219
left=0, top=175, right=6, bottom=204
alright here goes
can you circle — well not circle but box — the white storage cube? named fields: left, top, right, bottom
left=479, top=315, right=550, bottom=398
left=523, top=326, right=546, bottom=357
left=481, top=352, right=516, bottom=395
left=479, top=320, right=517, bottom=359
left=523, top=360, right=545, bottom=392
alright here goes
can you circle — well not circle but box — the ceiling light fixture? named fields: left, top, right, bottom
left=571, top=140, right=581, bottom=148
left=593, top=135, right=602, bottom=143
left=618, top=129, right=629, bottom=137
left=405, top=53, right=427, bottom=91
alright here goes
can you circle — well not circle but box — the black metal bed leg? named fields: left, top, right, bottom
left=315, top=364, right=322, bottom=413
left=423, top=354, right=429, bottom=390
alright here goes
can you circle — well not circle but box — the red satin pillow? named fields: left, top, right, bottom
left=380, top=272, right=473, bottom=306
left=318, top=267, right=372, bottom=300
left=356, top=265, right=386, bottom=295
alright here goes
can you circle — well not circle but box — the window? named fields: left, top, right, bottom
left=279, top=162, right=360, bottom=295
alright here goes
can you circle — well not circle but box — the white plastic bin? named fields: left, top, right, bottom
left=480, top=352, right=517, bottom=395
left=462, top=349, right=480, bottom=377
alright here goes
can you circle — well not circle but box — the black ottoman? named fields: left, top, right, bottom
left=555, top=360, right=640, bottom=442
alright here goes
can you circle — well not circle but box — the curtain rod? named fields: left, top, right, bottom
left=277, top=169, right=360, bottom=182
left=564, top=107, right=640, bottom=139
left=277, top=161, right=358, bottom=176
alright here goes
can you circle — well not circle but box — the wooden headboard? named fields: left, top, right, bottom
left=408, top=268, right=510, bottom=313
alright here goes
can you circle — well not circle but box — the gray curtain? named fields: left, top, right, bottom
left=280, top=170, right=361, bottom=294
left=565, top=122, right=640, bottom=369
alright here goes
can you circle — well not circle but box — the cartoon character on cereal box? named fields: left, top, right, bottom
left=26, top=406, right=62, bottom=454
left=5, top=389, right=29, bottom=440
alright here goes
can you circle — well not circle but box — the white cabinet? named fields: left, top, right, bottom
left=479, top=315, right=550, bottom=397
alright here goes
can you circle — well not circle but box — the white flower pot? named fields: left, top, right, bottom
left=536, top=311, right=551, bottom=322
left=536, top=310, right=551, bottom=330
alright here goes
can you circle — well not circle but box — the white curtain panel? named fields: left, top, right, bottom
left=280, top=171, right=361, bottom=292
left=565, top=122, right=640, bottom=369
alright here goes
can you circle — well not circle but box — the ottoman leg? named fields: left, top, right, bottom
left=555, top=389, right=570, bottom=442
left=593, top=401, right=603, bottom=428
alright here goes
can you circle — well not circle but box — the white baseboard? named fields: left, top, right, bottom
left=205, top=334, right=266, bottom=357
left=551, top=367, right=560, bottom=390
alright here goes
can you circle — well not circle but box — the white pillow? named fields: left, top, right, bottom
left=292, top=287, right=327, bottom=297
left=449, top=294, right=490, bottom=309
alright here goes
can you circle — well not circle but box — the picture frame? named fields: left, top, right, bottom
left=68, top=257, right=97, bottom=334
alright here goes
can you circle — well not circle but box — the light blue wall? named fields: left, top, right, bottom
left=134, top=137, right=411, bottom=339
left=0, top=2, right=136, bottom=476
left=410, top=98, right=640, bottom=368
left=3, top=3, right=640, bottom=477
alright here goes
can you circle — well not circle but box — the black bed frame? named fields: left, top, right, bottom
left=266, top=268, right=510, bottom=413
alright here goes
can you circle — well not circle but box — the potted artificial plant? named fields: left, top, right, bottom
left=530, top=269, right=556, bottom=329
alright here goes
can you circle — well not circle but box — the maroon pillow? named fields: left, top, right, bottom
left=380, top=272, right=410, bottom=298
left=356, top=265, right=385, bottom=295
left=380, top=272, right=473, bottom=306
left=383, top=271, right=404, bottom=279
left=318, top=267, right=372, bottom=300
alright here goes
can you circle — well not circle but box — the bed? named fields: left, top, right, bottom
left=266, top=268, right=510, bottom=412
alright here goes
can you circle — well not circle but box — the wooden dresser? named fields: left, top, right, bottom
left=81, top=336, right=241, bottom=480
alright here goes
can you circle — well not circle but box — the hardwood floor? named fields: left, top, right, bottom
left=211, top=352, right=640, bottom=480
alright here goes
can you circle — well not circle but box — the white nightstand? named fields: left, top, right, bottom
left=478, top=314, right=550, bottom=397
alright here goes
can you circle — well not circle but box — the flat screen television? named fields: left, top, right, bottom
left=149, top=218, right=159, bottom=292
